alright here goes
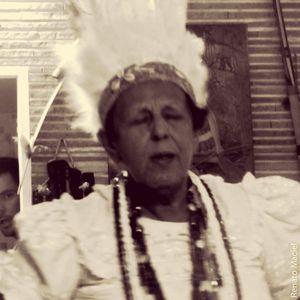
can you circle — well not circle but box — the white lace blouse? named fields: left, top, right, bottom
left=0, top=172, right=299, bottom=300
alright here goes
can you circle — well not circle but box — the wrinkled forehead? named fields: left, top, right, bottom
left=115, top=80, right=190, bottom=116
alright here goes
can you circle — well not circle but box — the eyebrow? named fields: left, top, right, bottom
left=132, top=104, right=181, bottom=114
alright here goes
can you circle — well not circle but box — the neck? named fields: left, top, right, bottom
left=126, top=176, right=189, bottom=222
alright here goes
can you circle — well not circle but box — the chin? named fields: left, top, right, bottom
left=145, top=172, right=186, bottom=190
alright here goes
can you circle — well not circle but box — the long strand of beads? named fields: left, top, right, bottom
left=188, top=185, right=221, bottom=300
left=112, top=177, right=134, bottom=300
left=192, top=184, right=223, bottom=288
left=187, top=187, right=207, bottom=300
left=113, top=173, right=225, bottom=300
left=200, top=179, right=242, bottom=300
left=129, top=198, right=166, bottom=300
left=127, top=182, right=221, bottom=300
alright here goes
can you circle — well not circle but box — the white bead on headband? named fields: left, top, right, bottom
left=61, top=0, right=208, bottom=138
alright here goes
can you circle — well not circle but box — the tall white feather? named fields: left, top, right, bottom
left=61, top=0, right=208, bottom=137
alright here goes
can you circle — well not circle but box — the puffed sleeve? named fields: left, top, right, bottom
left=240, top=173, right=300, bottom=300
left=0, top=193, right=81, bottom=300
left=201, top=174, right=273, bottom=300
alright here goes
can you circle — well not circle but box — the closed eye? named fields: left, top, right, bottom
left=163, top=111, right=185, bottom=121
left=129, top=115, right=151, bottom=126
left=162, top=106, right=186, bottom=121
left=128, top=110, right=152, bottom=126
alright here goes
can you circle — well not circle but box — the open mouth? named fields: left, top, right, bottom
left=150, top=152, right=176, bottom=165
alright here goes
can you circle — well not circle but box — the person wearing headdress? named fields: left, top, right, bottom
left=0, top=1, right=300, bottom=299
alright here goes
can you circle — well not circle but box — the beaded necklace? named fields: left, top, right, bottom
left=112, top=173, right=241, bottom=300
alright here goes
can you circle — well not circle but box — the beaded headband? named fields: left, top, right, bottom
left=99, top=62, right=198, bottom=128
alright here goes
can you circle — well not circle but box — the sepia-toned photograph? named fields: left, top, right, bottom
left=0, top=0, right=300, bottom=299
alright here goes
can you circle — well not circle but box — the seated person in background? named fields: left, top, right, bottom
left=0, top=157, right=19, bottom=244
left=0, top=1, right=299, bottom=300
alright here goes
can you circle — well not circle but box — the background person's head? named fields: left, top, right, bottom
left=0, top=157, right=19, bottom=237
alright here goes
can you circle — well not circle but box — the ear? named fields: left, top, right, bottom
left=97, top=129, right=121, bottom=163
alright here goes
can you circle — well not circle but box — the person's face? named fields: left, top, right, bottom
left=0, top=172, right=19, bottom=237
left=106, top=81, right=198, bottom=190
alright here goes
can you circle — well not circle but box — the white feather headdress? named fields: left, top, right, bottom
left=61, top=0, right=208, bottom=137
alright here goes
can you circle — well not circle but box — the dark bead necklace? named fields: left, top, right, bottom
left=112, top=175, right=238, bottom=300
left=200, top=179, right=241, bottom=300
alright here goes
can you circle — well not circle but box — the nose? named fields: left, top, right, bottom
left=151, top=116, right=169, bottom=141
